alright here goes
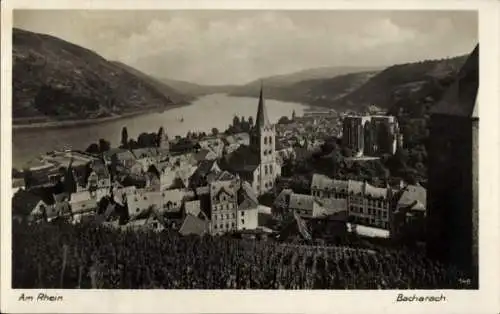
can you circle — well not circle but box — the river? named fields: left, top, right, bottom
left=12, top=93, right=309, bottom=168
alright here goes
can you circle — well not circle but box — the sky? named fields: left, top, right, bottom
left=13, top=10, right=477, bottom=85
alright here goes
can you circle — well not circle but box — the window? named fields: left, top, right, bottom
left=232, top=222, right=235, bottom=228
left=269, top=165, right=273, bottom=174
left=214, top=225, right=217, bottom=229
left=136, top=208, right=140, bottom=212
left=264, top=137, right=268, bottom=145
left=144, top=196, right=147, bottom=200
left=269, top=137, right=272, bottom=144
left=265, top=165, right=268, bottom=175
left=220, top=224, right=223, bottom=229
left=241, top=219, right=245, bottom=224
left=232, top=213, right=235, bottom=219
left=226, top=223, right=229, bottom=229
left=241, top=211, right=245, bottom=216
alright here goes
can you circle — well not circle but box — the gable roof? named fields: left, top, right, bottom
left=131, top=148, right=158, bottom=159
left=316, top=198, right=347, bottom=215
left=431, top=44, right=479, bottom=117
left=224, top=132, right=250, bottom=146
left=237, top=181, right=259, bottom=210
left=397, top=184, right=427, bottom=208
left=115, top=150, right=136, bottom=161
left=194, top=159, right=218, bottom=177
left=185, top=200, right=201, bottom=217
left=209, top=170, right=235, bottom=183
left=179, top=214, right=208, bottom=236
left=225, top=145, right=260, bottom=172
left=311, top=173, right=348, bottom=191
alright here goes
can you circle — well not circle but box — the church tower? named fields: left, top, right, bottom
left=251, top=83, right=277, bottom=195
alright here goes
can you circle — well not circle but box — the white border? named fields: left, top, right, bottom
left=1, top=1, right=499, bottom=313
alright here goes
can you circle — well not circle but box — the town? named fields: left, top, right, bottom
left=13, top=84, right=414, bottom=239
left=11, top=45, right=479, bottom=290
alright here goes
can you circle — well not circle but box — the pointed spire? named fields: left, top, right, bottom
left=255, top=81, right=270, bottom=128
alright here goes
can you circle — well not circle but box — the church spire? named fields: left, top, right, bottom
left=255, top=81, right=270, bottom=128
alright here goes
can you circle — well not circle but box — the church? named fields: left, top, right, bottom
left=223, top=84, right=281, bottom=196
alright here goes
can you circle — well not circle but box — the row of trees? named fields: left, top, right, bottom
left=84, top=125, right=225, bottom=155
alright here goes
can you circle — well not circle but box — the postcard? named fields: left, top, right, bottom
left=1, top=0, right=499, bottom=313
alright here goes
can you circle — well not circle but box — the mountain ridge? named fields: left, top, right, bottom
left=13, top=28, right=193, bottom=125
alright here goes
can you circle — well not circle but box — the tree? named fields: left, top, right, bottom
left=137, top=133, right=156, bottom=148
left=232, top=116, right=240, bottom=127
left=278, top=116, right=291, bottom=125
left=211, top=128, right=219, bottom=136
left=86, top=143, right=100, bottom=154
left=98, top=139, right=111, bottom=153
left=292, top=110, right=296, bottom=120
left=23, top=169, right=33, bottom=189
left=121, top=127, right=129, bottom=149
left=157, top=127, right=165, bottom=147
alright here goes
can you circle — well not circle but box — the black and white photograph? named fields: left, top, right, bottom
left=1, top=2, right=499, bottom=313
left=7, top=8, right=482, bottom=290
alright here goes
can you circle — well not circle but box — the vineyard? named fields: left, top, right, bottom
left=12, top=221, right=471, bottom=289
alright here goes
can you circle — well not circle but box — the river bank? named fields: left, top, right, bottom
left=13, top=94, right=309, bottom=168
left=12, top=102, right=192, bottom=132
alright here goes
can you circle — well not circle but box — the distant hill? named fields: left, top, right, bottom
left=158, top=77, right=237, bottom=96
left=13, top=28, right=193, bottom=124
left=264, top=71, right=379, bottom=106
left=227, top=54, right=469, bottom=117
left=332, top=55, right=469, bottom=114
left=229, top=66, right=382, bottom=98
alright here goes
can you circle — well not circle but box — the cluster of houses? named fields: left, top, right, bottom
left=12, top=147, right=264, bottom=237
left=12, top=85, right=426, bottom=243
left=273, top=173, right=427, bottom=240
left=12, top=85, right=283, bottom=237
left=275, top=111, right=341, bottom=155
